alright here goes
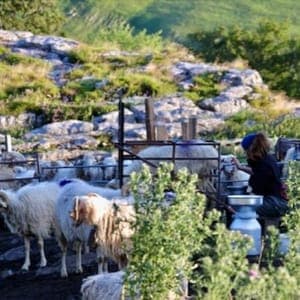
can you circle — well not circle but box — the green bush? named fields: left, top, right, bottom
left=61, top=79, right=104, bottom=103
left=109, top=72, right=176, bottom=97
left=125, top=163, right=250, bottom=299
left=125, top=163, right=209, bottom=299
left=183, top=72, right=223, bottom=104
left=187, top=20, right=300, bottom=99
left=0, top=0, right=63, bottom=34
left=91, top=16, right=164, bottom=52
left=124, top=162, right=300, bottom=299
left=210, top=110, right=300, bottom=140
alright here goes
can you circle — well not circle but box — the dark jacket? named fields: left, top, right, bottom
left=248, top=154, right=283, bottom=199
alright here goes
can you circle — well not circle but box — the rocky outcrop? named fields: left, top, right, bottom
left=0, top=30, right=296, bottom=160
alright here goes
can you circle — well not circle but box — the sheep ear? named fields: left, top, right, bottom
left=0, top=191, right=9, bottom=209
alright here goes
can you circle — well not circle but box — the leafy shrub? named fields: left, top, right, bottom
left=187, top=20, right=300, bottom=99
left=61, top=79, right=104, bottom=103
left=125, top=162, right=300, bottom=299
left=91, top=16, right=164, bottom=52
left=125, top=163, right=251, bottom=299
left=108, top=72, right=176, bottom=97
left=125, top=163, right=209, bottom=299
left=183, top=72, right=224, bottom=104
left=0, top=0, right=63, bottom=34
left=211, top=109, right=300, bottom=140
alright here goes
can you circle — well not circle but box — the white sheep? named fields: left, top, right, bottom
left=70, top=192, right=134, bottom=274
left=0, top=181, right=61, bottom=270
left=114, top=140, right=219, bottom=195
left=220, top=154, right=250, bottom=195
left=80, top=153, right=103, bottom=182
left=54, top=178, right=122, bottom=277
left=0, top=151, right=32, bottom=190
left=40, top=160, right=77, bottom=181
left=0, top=166, right=23, bottom=190
left=102, top=156, right=117, bottom=181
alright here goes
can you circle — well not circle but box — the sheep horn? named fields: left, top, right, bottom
left=74, top=196, right=79, bottom=222
left=0, top=191, right=9, bottom=208
left=70, top=196, right=79, bottom=222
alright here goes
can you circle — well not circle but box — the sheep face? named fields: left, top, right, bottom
left=70, top=193, right=109, bottom=226
left=0, top=192, right=19, bottom=233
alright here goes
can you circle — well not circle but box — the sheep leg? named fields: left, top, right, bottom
left=84, top=241, right=90, bottom=254
left=96, top=247, right=108, bottom=273
left=37, top=236, right=47, bottom=267
left=21, top=236, right=30, bottom=271
left=58, top=235, right=68, bottom=278
left=118, top=254, right=128, bottom=271
left=75, top=242, right=83, bottom=274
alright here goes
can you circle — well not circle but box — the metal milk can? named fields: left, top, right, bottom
left=227, top=195, right=263, bottom=256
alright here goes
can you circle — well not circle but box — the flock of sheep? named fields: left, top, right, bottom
left=0, top=139, right=297, bottom=299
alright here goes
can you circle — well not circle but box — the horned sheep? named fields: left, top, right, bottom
left=54, top=178, right=123, bottom=277
left=0, top=181, right=61, bottom=270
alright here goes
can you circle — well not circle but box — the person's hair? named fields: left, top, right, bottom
left=245, top=132, right=270, bottom=161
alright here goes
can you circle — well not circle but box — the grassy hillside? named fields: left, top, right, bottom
left=60, top=0, right=300, bottom=43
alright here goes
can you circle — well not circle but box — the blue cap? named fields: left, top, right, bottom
left=241, top=133, right=257, bottom=150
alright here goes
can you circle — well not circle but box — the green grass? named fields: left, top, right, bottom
left=60, top=0, right=300, bottom=44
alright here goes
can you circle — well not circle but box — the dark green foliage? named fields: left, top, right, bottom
left=187, top=26, right=248, bottom=62
left=187, top=21, right=300, bottom=98
left=127, top=163, right=294, bottom=298
left=126, top=163, right=209, bottom=299
left=124, top=162, right=300, bottom=299
left=0, top=0, right=63, bottom=34
left=283, top=161, right=300, bottom=228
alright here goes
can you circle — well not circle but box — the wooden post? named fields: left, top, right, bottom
left=181, top=120, right=189, bottom=140
left=156, top=124, right=168, bottom=140
left=5, top=134, right=12, bottom=152
left=145, top=98, right=156, bottom=141
left=118, top=99, right=125, bottom=188
left=188, top=117, right=197, bottom=140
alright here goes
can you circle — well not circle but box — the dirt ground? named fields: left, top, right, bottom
left=0, top=224, right=110, bottom=300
